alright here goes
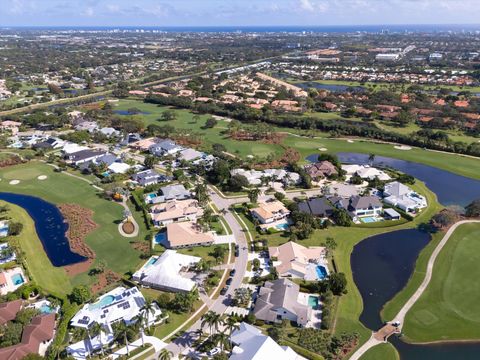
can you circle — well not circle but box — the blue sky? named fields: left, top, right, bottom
left=0, top=0, right=479, bottom=27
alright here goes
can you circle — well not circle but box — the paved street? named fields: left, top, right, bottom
left=164, top=186, right=249, bottom=356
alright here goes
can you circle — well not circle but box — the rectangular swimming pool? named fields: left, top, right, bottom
left=11, top=273, right=24, bottom=286
left=360, top=216, right=378, bottom=223
left=308, top=296, right=319, bottom=309
left=316, top=265, right=328, bottom=279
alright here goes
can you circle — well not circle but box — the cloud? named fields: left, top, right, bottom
left=83, top=6, right=94, bottom=17
left=299, top=0, right=315, bottom=11
left=297, top=0, right=328, bottom=13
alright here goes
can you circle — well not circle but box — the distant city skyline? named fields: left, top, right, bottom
left=0, top=0, right=479, bottom=28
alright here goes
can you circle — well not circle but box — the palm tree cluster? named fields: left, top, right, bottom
left=198, top=311, right=241, bottom=355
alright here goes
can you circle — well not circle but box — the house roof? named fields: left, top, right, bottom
left=251, top=200, right=290, bottom=221
left=0, top=313, right=55, bottom=360
left=384, top=181, right=411, bottom=197
left=0, top=299, right=23, bottom=325
left=349, top=195, right=382, bottom=210
left=298, top=197, right=333, bottom=217
left=133, top=250, right=200, bottom=292
left=150, top=200, right=203, bottom=223
left=230, top=322, right=303, bottom=360
left=166, top=221, right=214, bottom=248
left=69, top=149, right=105, bottom=162
left=269, top=242, right=325, bottom=276
left=253, top=278, right=311, bottom=326
left=160, top=184, right=191, bottom=200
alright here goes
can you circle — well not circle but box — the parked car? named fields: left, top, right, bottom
left=220, top=286, right=229, bottom=295
left=226, top=277, right=233, bottom=285
left=229, top=269, right=236, bottom=276
left=207, top=347, right=220, bottom=356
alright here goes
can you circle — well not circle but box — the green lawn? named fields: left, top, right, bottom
left=2, top=201, right=72, bottom=296
left=0, top=162, right=145, bottom=291
left=400, top=223, right=480, bottom=342
left=234, top=181, right=441, bottom=349
left=112, top=99, right=283, bottom=158
left=360, top=343, right=399, bottom=360
left=283, top=135, right=480, bottom=180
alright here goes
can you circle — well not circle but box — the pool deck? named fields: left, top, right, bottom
left=0, top=267, right=27, bottom=295
left=298, top=293, right=322, bottom=329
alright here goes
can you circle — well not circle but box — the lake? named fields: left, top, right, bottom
left=114, top=110, right=151, bottom=116
left=341, top=153, right=480, bottom=358
left=0, top=192, right=86, bottom=267
left=306, top=152, right=480, bottom=206
left=296, top=81, right=366, bottom=93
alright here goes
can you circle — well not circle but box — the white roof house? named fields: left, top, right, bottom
left=231, top=168, right=301, bottom=186
left=341, top=164, right=391, bottom=181
left=383, top=181, right=427, bottom=212
left=230, top=322, right=304, bottom=360
left=70, top=287, right=161, bottom=329
left=178, top=148, right=204, bottom=162
left=62, top=143, right=89, bottom=155
left=107, top=162, right=131, bottom=174
left=132, top=250, right=200, bottom=293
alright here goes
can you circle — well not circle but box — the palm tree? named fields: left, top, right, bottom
left=368, top=153, right=376, bottom=165
left=90, top=322, right=105, bottom=357
left=223, top=316, right=240, bottom=349
left=114, top=322, right=131, bottom=356
left=248, top=188, right=261, bottom=204
left=215, top=331, right=230, bottom=352
left=140, top=299, right=157, bottom=331
left=158, top=348, right=174, bottom=360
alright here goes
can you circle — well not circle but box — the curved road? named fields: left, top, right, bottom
left=349, top=219, right=480, bottom=360
left=164, top=186, right=249, bottom=357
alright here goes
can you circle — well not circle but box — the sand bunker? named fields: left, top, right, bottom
left=318, top=147, right=328, bottom=152
left=9, top=180, right=20, bottom=185
left=347, top=140, right=354, bottom=143
left=37, top=175, right=47, bottom=180
left=394, top=145, right=412, bottom=151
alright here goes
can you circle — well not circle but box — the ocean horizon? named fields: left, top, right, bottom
left=2, top=24, right=480, bottom=33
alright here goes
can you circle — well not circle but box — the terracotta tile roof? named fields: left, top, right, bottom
left=166, top=221, right=214, bottom=248
left=0, top=300, right=23, bottom=325
left=0, top=314, right=55, bottom=360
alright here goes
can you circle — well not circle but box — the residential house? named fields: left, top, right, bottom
left=66, top=149, right=106, bottom=166
left=149, top=139, right=183, bottom=157
left=304, top=161, right=338, bottom=180
left=333, top=195, right=383, bottom=220
left=131, top=169, right=170, bottom=187
left=0, top=242, right=16, bottom=264
left=75, top=121, right=98, bottom=133
left=165, top=221, right=215, bottom=249
left=298, top=197, right=334, bottom=218
left=150, top=199, right=204, bottom=227
left=0, top=313, right=56, bottom=360
left=129, top=137, right=158, bottom=151
left=251, top=200, right=290, bottom=225
left=0, top=121, right=21, bottom=135
left=341, top=164, right=391, bottom=181
left=0, top=299, right=23, bottom=325
left=269, top=242, right=327, bottom=280
left=230, top=322, right=303, bottom=360
left=0, top=267, right=27, bottom=295
left=32, top=137, right=65, bottom=151
left=70, top=286, right=161, bottom=329
left=159, top=184, right=191, bottom=201
left=383, top=181, right=427, bottom=212
left=132, top=250, right=200, bottom=292
left=253, top=278, right=311, bottom=327
left=231, top=168, right=300, bottom=187
left=178, top=148, right=204, bottom=162
left=99, top=127, right=120, bottom=138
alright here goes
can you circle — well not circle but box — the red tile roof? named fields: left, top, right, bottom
left=0, top=300, right=23, bottom=325
left=0, top=314, right=56, bottom=360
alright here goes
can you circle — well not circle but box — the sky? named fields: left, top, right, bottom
left=0, top=0, right=479, bottom=27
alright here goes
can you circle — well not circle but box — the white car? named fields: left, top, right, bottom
left=207, top=347, right=221, bottom=357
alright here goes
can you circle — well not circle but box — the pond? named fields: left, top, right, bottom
left=0, top=192, right=87, bottom=267
left=342, top=153, right=480, bottom=358
left=296, top=81, right=366, bottom=93
left=306, top=152, right=480, bottom=206
left=114, top=110, right=151, bottom=116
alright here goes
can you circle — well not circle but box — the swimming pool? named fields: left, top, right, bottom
left=146, top=257, right=158, bottom=267
left=154, top=232, right=167, bottom=245
left=360, top=216, right=378, bottom=223
left=308, top=296, right=319, bottom=309
left=89, top=295, right=115, bottom=310
left=275, top=223, right=289, bottom=231
left=316, top=265, right=328, bottom=280
left=39, top=304, right=54, bottom=314
left=11, top=273, right=24, bottom=286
